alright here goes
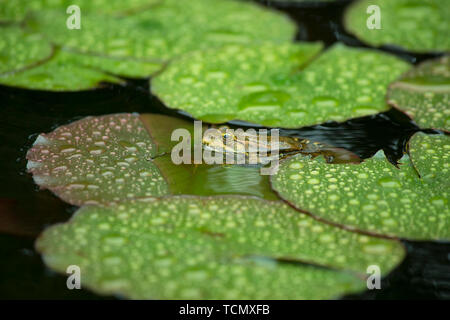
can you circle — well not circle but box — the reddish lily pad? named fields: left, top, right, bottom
left=26, top=113, right=169, bottom=205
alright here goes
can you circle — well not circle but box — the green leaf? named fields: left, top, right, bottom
left=0, top=50, right=124, bottom=91
left=133, top=0, right=297, bottom=52
left=27, top=0, right=296, bottom=61
left=0, top=26, right=53, bottom=75
left=36, top=196, right=405, bottom=299
left=67, top=51, right=165, bottom=79
left=409, top=133, right=450, bottom=187
left=1, top=0, right=296, bottom=89
left=271, top=133, right=450, bottom=240
left=0, top=0, right=161, bottom=22
left=344, top=0, right=450, bottom=53
left=152, top=43, right=410, bottom=128
left=26, top=10, right=171, bottom=61
left=387, top=55, right=450, bottom=131
left=26, top=113, right=169, bottom=206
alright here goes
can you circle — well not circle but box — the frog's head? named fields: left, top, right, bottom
left=202, top=126, right=236, bottom=153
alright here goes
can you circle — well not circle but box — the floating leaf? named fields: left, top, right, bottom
left=26, top=113, right=169, bottom=206
left=409, top=133, right=450, bottom=185
left=0, top=50, right=124, bottom=91
left=133, top=0, right=297, bottom=53
left=271, top=133, right=450, bottom=240
left=1, top=0, right=295, bottom=89
left=152, top=43, right=410, bottom=128
left=344, top=0, right=450, bottom=53
left=387, top=56, right=450, bottom=131
left=27, top=0, right=295, bottom=61
left=26, top=113, right=285, bottom=203
left=66, top=51, right=165, bottom=79
left=36, top=196, right=405, bottom=299
left=0, top=0, right=161, bottom=22
left=0, top=26, right=53, bottom=75
left=27, top=10, right=171, bottom=61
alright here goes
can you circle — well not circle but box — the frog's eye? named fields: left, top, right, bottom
left=222, top=133, right=230, bottom=144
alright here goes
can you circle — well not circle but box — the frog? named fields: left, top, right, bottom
left=202, top=125, right=360, bottom=165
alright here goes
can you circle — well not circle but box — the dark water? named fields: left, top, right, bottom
left=0, top=0, right=448, bottom=299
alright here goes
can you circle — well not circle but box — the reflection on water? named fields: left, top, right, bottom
left=186, top=165, right=278, bottom=200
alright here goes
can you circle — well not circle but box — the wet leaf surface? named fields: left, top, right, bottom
left=29, top=0, right=295, bottom=60
left=409, top=133, right=449, bottom=185
left=152, top=43, right=410, bottom=127
left=0, top=26, right=53, bottom=75
left=0, top=0, right=161, bottom=22
left=388, top=56, right=450, bottom=132
left=0, top=50, right=124, bottom=91
left=36, top=196, right=405, bottom=299
left=26, top=113, right=286, bottom=203
left=1, top=0, right=295, bottom=90
left=344, top=0, right=450, bottom=53
left=26, top=113, right=169, bottom=205
left=271, top=133, right=449, bottom=240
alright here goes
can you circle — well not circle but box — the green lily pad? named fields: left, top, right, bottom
left=27, top=0, right=295, bottom=61
left=0, top=50, right=124, bottom=91
left=152, top=43, right=410, bottom=128
left=0, top=26, right=53, bottom=75
left=26, top=113, right=169, bottom=206
left=409, top=133, right=449, bottom=183
left=36, top=196, right=405, bottom=299
left=67, top=51, right=165, bottom=79
left=133, top=0, right=297, bottom=53
left=1, top=0, right=295, bottom=89
left=271, top=133, right=450, bottom=240
left=344, top=0, right=450, bottom=53
left=387, top=55, right=450, bottom=131
left=0, top=0, right=160, bottom=22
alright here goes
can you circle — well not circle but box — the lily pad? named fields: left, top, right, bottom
left=36, top=196, right=405, bottom=299
left=387, top=55, right=450, bottom=131
left=26, top=113, right=286, bottom=203
left=0, top=0, right=160, bottom=22
left=26, top=113, right=169, bottom=206
left=0, top=0, right=296, bottom=89
left=271, top=133, right=450, bottom=240
left=66, top=52, right=165, bottom=79
left=0, top=26, right=53, bottom=75
left=409, top=133, right=449, bottom=184
left=27, top=0, right=295, bottom=61
left=0, top=50, right=124, bottom=91
left=152, top=43, right=410, bottom=128
left=344, top=0, right=450, bottom=53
